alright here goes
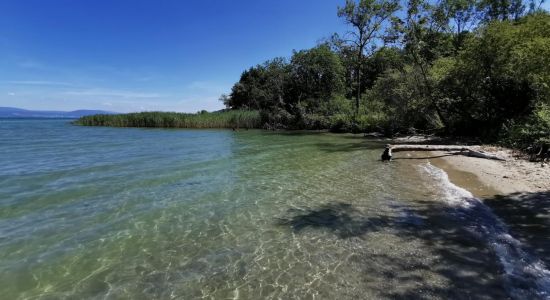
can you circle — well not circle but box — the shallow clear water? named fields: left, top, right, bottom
left=0, top=119, right=546, bottom=299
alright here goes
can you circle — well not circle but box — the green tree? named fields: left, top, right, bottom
left=327, top=34, right=359, bottom=99
left=434, top=0, right=482, bottom=51
left=288, top=44, right=346, bottom=112
left=438, top=12, right=550, bottom=139
left=361, top=46, right=405, bottom=89
left=479, top=0, right=525, bottom=20
left=392, top=0, right=455, bottom=129
left=337, top=0, right=400, bottom=115
left=367, top=68, right=421, bottom=131
left=227, top=58, right=290, bottom=110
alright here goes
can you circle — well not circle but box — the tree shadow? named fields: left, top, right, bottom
left=276, top=202, right=390, bottom=238
left=483, top=191, right=550, bottom=267
left=276, top=193, right=550, bottom=299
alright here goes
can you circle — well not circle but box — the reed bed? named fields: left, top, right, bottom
left=74, top=110, right=261, bottom=129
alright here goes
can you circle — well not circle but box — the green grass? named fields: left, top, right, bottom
left=74, top=110, right=262, bottom=129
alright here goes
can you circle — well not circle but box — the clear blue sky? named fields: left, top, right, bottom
left=0, top=0, right=348, bottom=113
left=2, top=1, right=548, bottom=113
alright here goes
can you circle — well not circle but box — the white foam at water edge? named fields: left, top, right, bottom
left=420, top=162, right=550, bottom=300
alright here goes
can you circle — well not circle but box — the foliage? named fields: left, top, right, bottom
left=337, top=0, right=401, bottom=114
left=502, top=103, right=550, bottom=148
left=367, top=67, right=438, bottom=131
left=361, top=47, right=406, bottom=89
left=227, top=58, right=290, bottom=111
left=479, top=0, right=525, bottom=20
left=226, top=45, right=348, bottom=115
left=288, top=44, right=346, bottom=111
left=437, top=12, right=550, bottom=141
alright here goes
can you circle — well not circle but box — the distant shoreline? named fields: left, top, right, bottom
left=0, top=117, right=78, bottom=120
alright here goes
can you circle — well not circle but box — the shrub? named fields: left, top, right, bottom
left=502, top=103, right=550, bottom=149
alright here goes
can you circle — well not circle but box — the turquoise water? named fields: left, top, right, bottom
left=1, top=119, right=547, bottom=299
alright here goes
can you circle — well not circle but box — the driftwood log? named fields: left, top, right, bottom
left=387, top=144, right=506, bottom=161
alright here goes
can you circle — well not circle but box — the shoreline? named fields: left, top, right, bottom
left=400, top=148, right=550, bottom=270
left=395, top=147, right=549, bottom=198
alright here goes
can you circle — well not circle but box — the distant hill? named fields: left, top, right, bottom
left=0, top=107, right=116, bottom=118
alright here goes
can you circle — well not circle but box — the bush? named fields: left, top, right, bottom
left=328, top=114, right=353, bottom=132
left=501, top=103, right=550, bottom=149
left=356, top=112, right=390, bottom=133
left=260, top=108, right=294, bottom=129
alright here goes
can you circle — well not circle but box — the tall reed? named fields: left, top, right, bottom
left=74, top=110, right=261, bottom=129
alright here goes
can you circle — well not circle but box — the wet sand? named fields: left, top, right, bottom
left=393, top=147, right=549, bottom=198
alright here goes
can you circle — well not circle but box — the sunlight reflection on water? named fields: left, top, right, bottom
left=0, top=119, right=521, bottom=299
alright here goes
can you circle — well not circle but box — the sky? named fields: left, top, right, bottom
left=0, top=0, right=349, bottom=113
left=1, top=1, right=549, bottom=113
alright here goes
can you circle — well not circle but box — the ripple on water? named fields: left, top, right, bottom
left=1, top=120, right=542, bottom=299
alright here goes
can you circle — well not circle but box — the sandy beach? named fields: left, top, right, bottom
left=428, top=147, right=550, bottom=197
left=389, top=136, right=549, bottom=197
left=395, top=147, right=550, bottom=268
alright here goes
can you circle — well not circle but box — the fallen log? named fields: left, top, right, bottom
left=390, top=145, right=472, bottom=153
left=387, top=144, right=506, bottom=161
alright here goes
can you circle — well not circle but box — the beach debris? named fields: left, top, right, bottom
left=384, top=144, right=507, bottom=161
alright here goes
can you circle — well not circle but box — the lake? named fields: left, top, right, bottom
left=0, top=119, right=547, bottom=299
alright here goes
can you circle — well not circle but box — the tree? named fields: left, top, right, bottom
left=288, top=44, right=346, bottom=112
left=219, top=94, right=231, bottom=109
left=479, top=0, right=525, bottom=20
left=528, top=0, right=547, bottom=13
left=437, top=12, right=550, bottom=138
left=435, top=0, right=482, bottom=51
left=337, top=0, right=400, bottom=115
left=227, top=58, right=290, bottom=110
left=392, top=0, right=453, bottom=129
left=361, top=46, right=405, bottom=89
left=327, top=34, right=359, bottom=99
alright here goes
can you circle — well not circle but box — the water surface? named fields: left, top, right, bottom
left=0, top=119, right=547, bottom=299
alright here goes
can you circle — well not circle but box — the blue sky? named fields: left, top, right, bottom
left=1, top=1, right=548, bottom=113
left=0, top=0, right=349, bottom=112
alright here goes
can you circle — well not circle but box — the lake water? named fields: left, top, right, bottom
left=1, top=119, right=548, bottom=299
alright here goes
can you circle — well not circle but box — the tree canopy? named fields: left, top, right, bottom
left=220, top=1, right=549, bottom=147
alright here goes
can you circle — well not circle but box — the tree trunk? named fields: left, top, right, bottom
left=413, top=53, right=450, bottom=129
left=387, top=144, right=506, bottom=161
left=356, top=31, right=364, bottom=116
left=356, top=61, right=361, bottom=116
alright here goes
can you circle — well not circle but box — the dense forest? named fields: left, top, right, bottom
left=78, top=0, right=550, bottom=150
left=220, top=0, right=550, bottom=148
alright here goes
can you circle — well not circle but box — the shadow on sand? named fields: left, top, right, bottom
left=277, top=191, right=550, bottom=299
left=484, top=191, right=550, bottom=267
